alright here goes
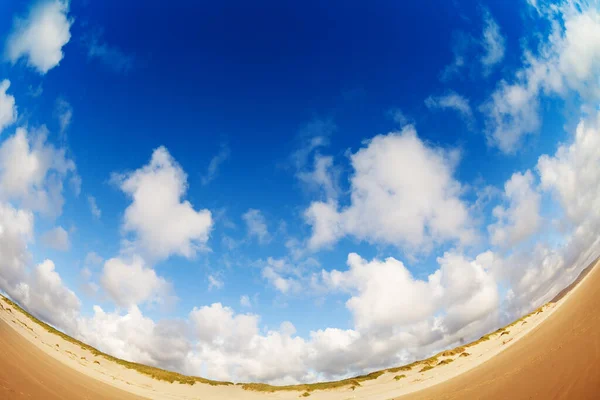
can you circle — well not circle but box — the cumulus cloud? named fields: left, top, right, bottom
left=40, top=225, right=70, bottom=251
left=77, top=306, right=192, bottom=373
left=305, top=126, right=474, bottom=253
left=0, top=126, right=77, bottom=218
left=488, top=170, right=541, bottom=248
left=0, top=80, right=17, bottom=133
left=100, top=255, right=172, bottom=308
left=16, top=259, right=81, bottom=332
left=483, top=1, right=600, bottom=153
left=112, top=146, right=213, bottom=261
left=242, top=209, right=270, bottom=244
left=5, top=0, right=72, bottom=74
left=0, top=202, right=33, bottom=296
left=425, top=91, right=474, bottom=128
left=322, top=252, right=498, bottom=336
left=480, top=9, right=506, bottom=73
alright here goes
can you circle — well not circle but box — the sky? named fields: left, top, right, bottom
left=0, top=0, right=600, bottom=385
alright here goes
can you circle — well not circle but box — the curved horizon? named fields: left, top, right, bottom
left=1, top=0, right=600, bottom=392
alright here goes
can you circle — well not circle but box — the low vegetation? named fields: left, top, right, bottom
left=439, top=346, right=465, bottom=357
left=0, top=294, right=553, bottom=394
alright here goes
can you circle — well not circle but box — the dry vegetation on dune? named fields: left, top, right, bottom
left=0, top=293, right=553, bottom=395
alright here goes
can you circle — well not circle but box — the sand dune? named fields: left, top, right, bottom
left=0, top=318, right=143, bottom=399
left=0, top=259, right=598, bottom=399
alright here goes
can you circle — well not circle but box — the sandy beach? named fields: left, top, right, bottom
left=1, top=259, right=598, bottom=400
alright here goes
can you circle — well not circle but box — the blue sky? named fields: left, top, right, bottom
left=0, top=0, right=600, bottom=385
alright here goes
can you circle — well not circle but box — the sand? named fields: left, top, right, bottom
left=0, top=318, right=143, bottom=399
left=0, top=258, right=598, bottom=400
left=396, top=258, right=600, bottom=400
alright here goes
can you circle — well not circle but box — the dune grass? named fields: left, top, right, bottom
left=0, top=293, right=552, bottom=394
left=438, top=346, right=465, bottom=357
left=394, top=374, right=406, bottom=381
left=419, top=365, right=434, bottom=373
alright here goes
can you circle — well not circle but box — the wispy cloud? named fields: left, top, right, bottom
left=83, top=31, right=134, bottom=74
left=201, top=143, right=230, bottom=185
left=425, top=91, right=474, bottom=128
left=54, top=97, right=73, bottom=135
left=88, top=195, right=101, bottom=219
left=480, top=9, right=506, bottom=74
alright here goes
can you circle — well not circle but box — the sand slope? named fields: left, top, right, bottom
left=0, top=318, right=143, bottom=400
left=397, top=260, right=600, bottom=400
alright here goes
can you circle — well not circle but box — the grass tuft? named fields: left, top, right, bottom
left=419, top=365, right=434, bottom=373
left=459, top=352, right=470, bottom=358
left=439, top=346, right=465, bottom=357
left=393, top=375, right=406, bottom=381
left=437, top=359, right=453, bottom=366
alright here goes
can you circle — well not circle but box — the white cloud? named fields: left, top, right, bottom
left=201, top=143, right=230, bottom=185
left=0, top=127, right=76, bottom=218
left=0, top=80, right=17, bottom=134
left=480, top=9, right=506, bottom=73
left=488, top=170, right=541, bottom=248
left=54, top=97, right=72, bottom=134
left=0, top=202, right=33, bottom=296
left=87, top=195, right=101, bottom=219
left=40, top=225, right=70, bottom=251
left=188, top=303, right=309, bottom=383
left=262, top=266, right=299, bottom=294
left=305, top=126, right=474, bottom=253
left=77, top=306, right=192, bottom=373
left=208, top=274, right=224, bottom=290
left=100, top=255, right=172, bottom=308
left=242, top=208, right=269, bottom=244
left=322, top=252, right=498, bottom=336
left=425, top=91, right=474, bottom=127
left=15, top=259, right=81, bottom=332
left=5, top=0, right=72, bottom=74
left=112, top=146, right=213, bottom=261
left=483, top=2, right=600, bottom=153
left=297, top=155, right=339, bottom=200
left=537, top=113, right=600, bottom=227
left=240, top=295, right=251, bottom=308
